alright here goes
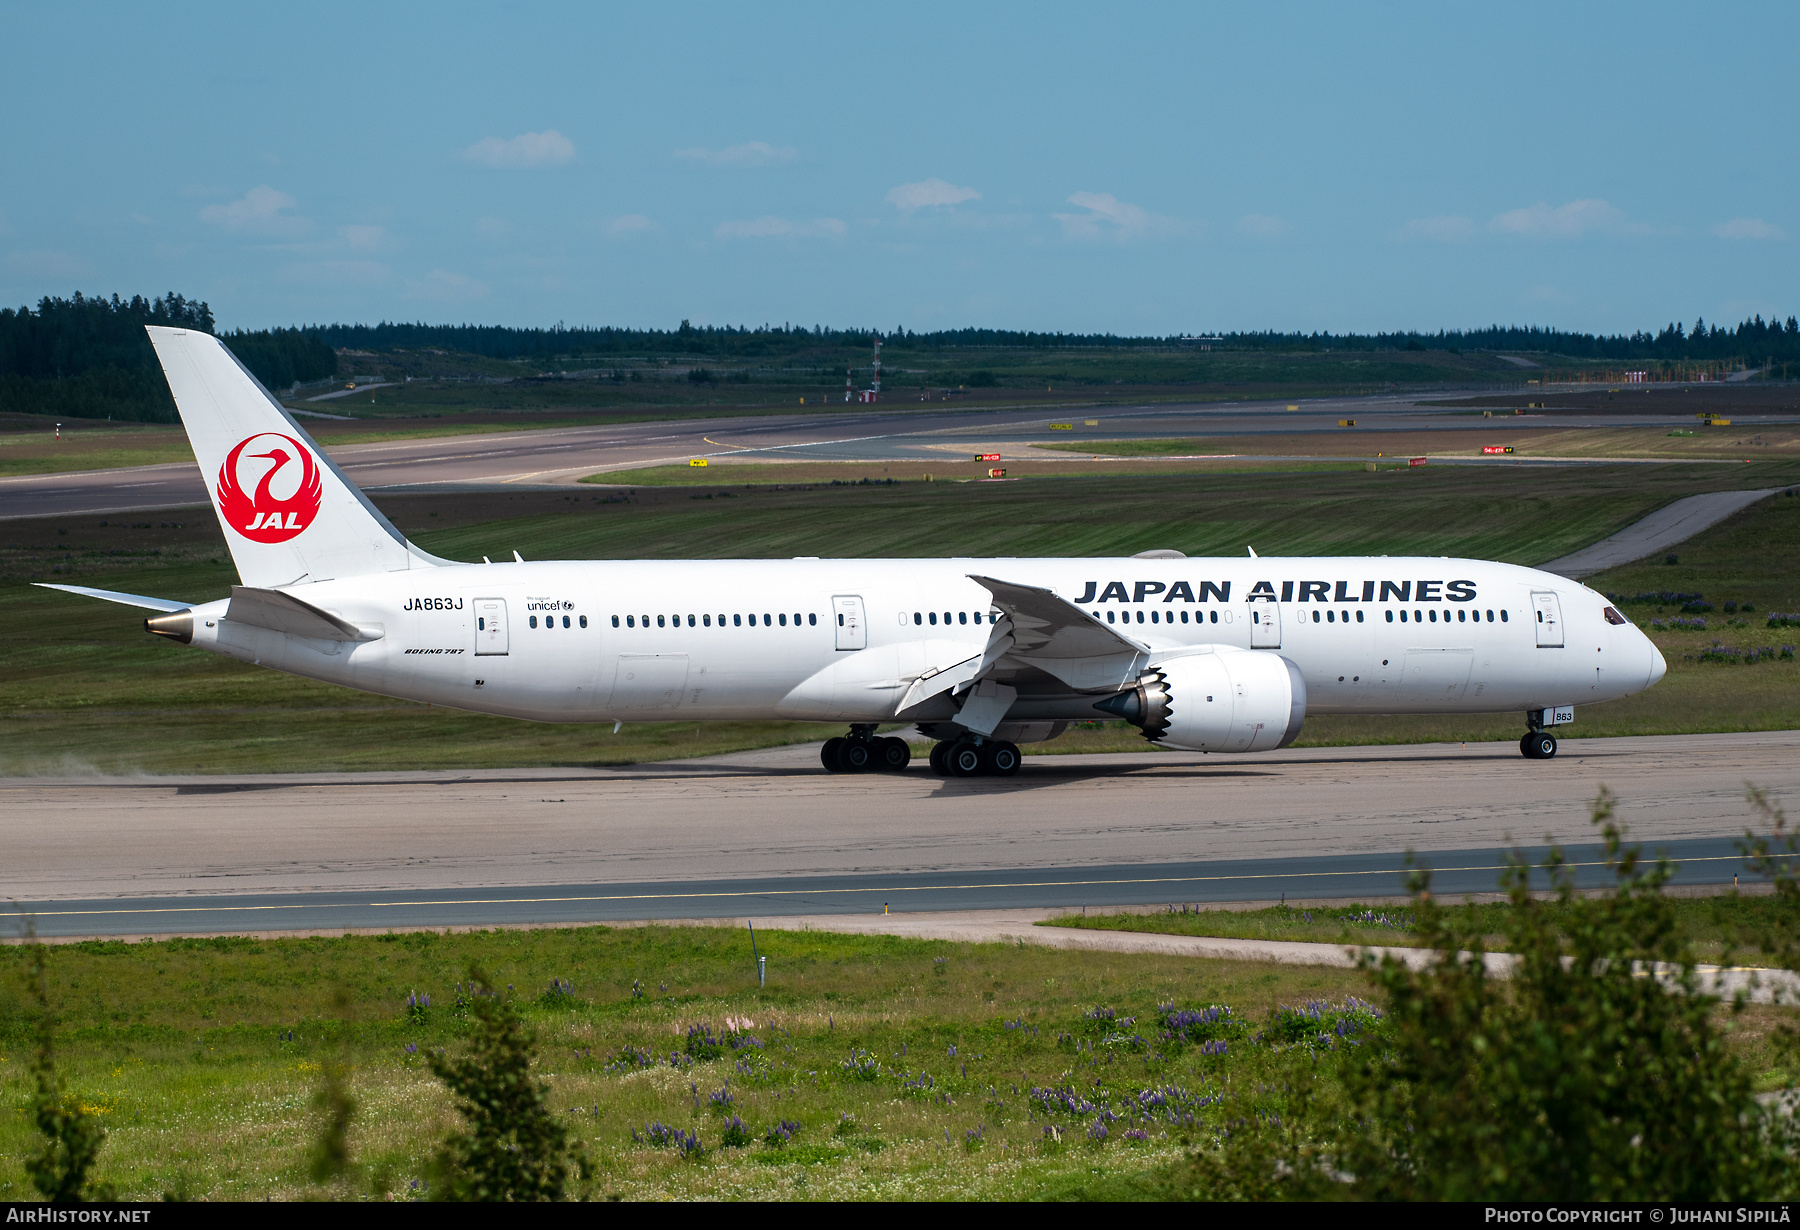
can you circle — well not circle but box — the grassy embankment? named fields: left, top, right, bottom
left=0, top=926, right=1373, bottom=1200
left=0, top=919, right=1790, bottom=1201
left=2, top=465, right=1796, bottom=775
left=1043, top=894, right=1795, bottom=963
left=1036, top=423, right=1800, bottom=462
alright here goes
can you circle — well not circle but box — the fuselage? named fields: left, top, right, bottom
left=176, top=555, right=1667, bottom=730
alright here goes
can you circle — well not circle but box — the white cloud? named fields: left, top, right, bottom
left=6, top=249, right=90, bottom=279
left=1713, top=217, right=1786, bottom=241
left=461, top=130, right=575, bottom=169
left=605, top=214, right=657, bottom=238
left=199, top=185, right=309, bottom=236
left=1053, top=191, right=1189, bottom=241
left=1398, top=214, right=1476, bottom=243
left=1490, top=198, right=1636, bottom=238
left=1238, top=213, right=1290, bottom=238
left=674, top=141, right=799, bottom=167
left=714, top=215, right=847, bottom=241
left=339, top=225, right=385, bottom=251
left=886, top=179, right=980, bottom=211
left=406, top=269, right=489, bottom=302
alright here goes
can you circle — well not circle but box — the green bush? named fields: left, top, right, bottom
left=1168, top=788, right=1799, bottom=1201
left=424, top=967, right=590, bottom=1202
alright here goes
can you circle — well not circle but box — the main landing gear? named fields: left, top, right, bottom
left=821, top=725, right=912, bottom=774
left=928, top=737, right=1021, bottom=778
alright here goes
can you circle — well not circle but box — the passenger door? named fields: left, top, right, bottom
left=1532, top=591, right=1565, bottom=648
left=473, top=598, right=509, bottom=655
left=833, top=595, right=867, bottom=650
left=1249, top=600, right=1281, bottom=649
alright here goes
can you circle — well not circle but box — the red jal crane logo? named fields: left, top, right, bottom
left=216, top=433, right=323, bottom=543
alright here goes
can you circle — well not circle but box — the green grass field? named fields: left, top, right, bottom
left=0, top=926, right=1377, bottom=1201
left=2, top=913, right=1790, bottom=1201
left=3, top=466, right=1796, bottom=775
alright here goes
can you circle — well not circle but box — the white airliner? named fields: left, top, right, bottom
left=45, top=327, right=1667, bottom=775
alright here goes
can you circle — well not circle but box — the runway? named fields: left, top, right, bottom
left=4, top=732, right=1791, bottom=938
left=6, top=388, right=1786, bottom=521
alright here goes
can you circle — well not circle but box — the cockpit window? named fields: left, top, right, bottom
left=1602, top=606, right=1628, bottom=626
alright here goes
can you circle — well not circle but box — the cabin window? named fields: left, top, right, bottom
left=1457, top=609, right=1465, bottom=623
left=959, top=611, right=968, bottom=625
left=478, top=617, right=486, bottom=630
left=779, top=613, right=788, bottom=626
left=1136, top=611, right=1145, bottom=624
left=733, top=614, right=741, bottom=626
left=809, top=613, right=817, bottom=626
left=763, top=614, right=772, bottom=626
left=625, top=615, right=633, bottom=627
left=529, top=616, right=538, bottom=628
left=1107, top=610, right=1116, bottom=624
left=1356, top=610, right=1364, bottom=623
left=1210, top=610, right=1218, bottom=624
left=1486, top=609, right=1494, bottom=621
left=579, top=616, right=587, bottom=628
left=1400, top=610, right=1408, bottom=623
left=657, top=615, right=665, bottom=627
left=974, top=613, right=984, bottom=624
left=684, top=615, right=692, bottom=627
left=913, top=612, right=922, bottom=625
left=794, top=613, right=802, bottom=626
left=612, top=616, right=619, bottom=628
left=1149, top=611, right=1158, bottom=624
left=1180, top=610, right=1188, bottom=623
left=703, top=614, right=711, bottom=626
left=1501, top=610, right=1509, bottom=622
left=1429, top=610, right=1438, bottom=622
left=1385, top=610, right=1393, bottom=622
left=1327, top=610, right=1335, bottom=623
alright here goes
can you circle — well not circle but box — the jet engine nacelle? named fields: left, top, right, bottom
left=1094, top=648, right=1306, bottom=753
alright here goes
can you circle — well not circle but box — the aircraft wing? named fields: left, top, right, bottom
left=967, top=574, right=1150, bottom=693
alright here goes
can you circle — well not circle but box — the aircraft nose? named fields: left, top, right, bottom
left=1646, top=639, right=1667, bottom=687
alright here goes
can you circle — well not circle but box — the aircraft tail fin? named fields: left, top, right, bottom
left=145, top=325, right=447, bottom=588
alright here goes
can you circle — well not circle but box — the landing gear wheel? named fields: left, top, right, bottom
left=841, top=739, right=875, bottom=773
left=947, top=740, right=984, bottom=778
left=929, top=741, right=951, bottom=776
left=981, top=741, right=1022, bottom=776
left=877, top=737, right=911, bottom=772
left=1521, top=732, right=1558, bottom=760
left=822, top=737, right=848, bottom=773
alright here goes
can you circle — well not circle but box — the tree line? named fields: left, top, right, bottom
left=0, top=293, right=336, bottom=422
left=3, top=289, right=1797, bottom=423
left=301, top=314, right=1800, bottom=363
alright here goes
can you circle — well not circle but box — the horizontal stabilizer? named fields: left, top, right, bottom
left=36, top=583, right=191, bottom=612
left=225, top=586, right=381, bottom=642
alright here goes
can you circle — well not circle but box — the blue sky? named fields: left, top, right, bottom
left=2, top=2, right=1793, bottom=335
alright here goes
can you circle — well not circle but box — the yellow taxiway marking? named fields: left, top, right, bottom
left=5, top=855, right=1749, bottom=919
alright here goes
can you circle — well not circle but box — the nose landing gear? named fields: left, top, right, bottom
left=821, top=726, right=913, bottom=774
left=1520, top=730, right=1558, bottom=759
